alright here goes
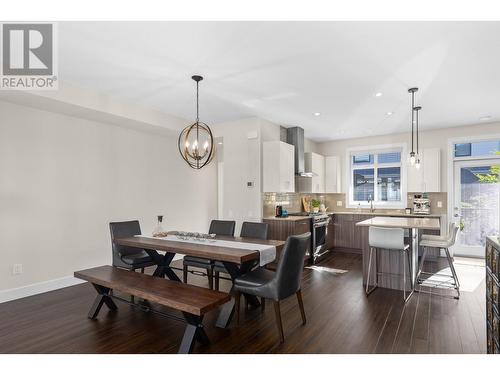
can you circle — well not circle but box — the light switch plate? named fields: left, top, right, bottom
left=437, top=201, right=442, bottom=208
left=336, top=201, right=343, bottom=207
left=12, top=264, right=22, bottom=275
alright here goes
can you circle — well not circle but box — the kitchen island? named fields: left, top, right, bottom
left=356, top=216, right=441, bottom=291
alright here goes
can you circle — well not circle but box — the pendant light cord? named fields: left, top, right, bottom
left=196, top=80, right=199, bottom=168
left=411, top=91, right=415, bottom=154
left=416, top=108, right=419, bottom=154
left=196, top=80, right=200, bottom=123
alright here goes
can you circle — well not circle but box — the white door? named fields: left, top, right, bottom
left=453, top=159, right=500, bottom=257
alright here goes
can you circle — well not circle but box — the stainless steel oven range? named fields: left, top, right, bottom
left=288, top=212, right=331, bottom=264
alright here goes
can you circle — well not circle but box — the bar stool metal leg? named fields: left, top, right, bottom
left=403, top=249, right=414, bottom=303
left=444, top=247, right=460, bottom=299
left=416, top=246, right=428, bottom=284
left=365, top=247, right=378, bottom=295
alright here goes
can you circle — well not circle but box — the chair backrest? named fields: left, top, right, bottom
left=447, top=222, right=457, bottom=241
left=240, top=221, right=269, bottom=240
left=209, top=220, right=236, bottom=236
left=369, top=226, right=405, bottom=250
left=446, top=223, right=460, bottom=247
left=109, top=220, right=143, bottom=259
left=274, top=232, right=311, bottom=300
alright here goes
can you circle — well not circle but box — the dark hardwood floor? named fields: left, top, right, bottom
left=0, top=253, right=486, bottom=354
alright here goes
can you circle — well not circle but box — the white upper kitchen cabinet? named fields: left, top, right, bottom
left=407, top=148, right=441, bottom=192
left=297, top=152, right=325, bottom=193
left=305, top=152, right=325, bottom=193
left=325, top=156, right=342, bottom=193
left=263, top=141, right=295, bottom=193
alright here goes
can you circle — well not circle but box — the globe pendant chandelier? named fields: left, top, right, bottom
left=178, top=75, right=215, bottom=169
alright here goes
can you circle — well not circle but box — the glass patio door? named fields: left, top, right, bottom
left=453, top=159, right=500, bottom=257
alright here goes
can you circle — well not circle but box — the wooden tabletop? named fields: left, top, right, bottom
left=114, top=235, right=285, bottom=265
left=355, top=216, right=441, bottom=230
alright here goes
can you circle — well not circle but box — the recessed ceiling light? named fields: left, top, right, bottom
left=314, top=112, right=321, bottom=116
left=386, top=111, right=394, bottom=116
left=375, top=92, right=383, bottom=97
left=479, top=116, right=492, bottom=121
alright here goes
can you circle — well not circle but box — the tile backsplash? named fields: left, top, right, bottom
left=263, top=191, right=447, bottom=217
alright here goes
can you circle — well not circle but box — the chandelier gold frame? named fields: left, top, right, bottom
left=178, top=75, right=215, bottom=169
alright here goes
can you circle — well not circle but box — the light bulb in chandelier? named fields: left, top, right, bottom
left=409, top=151, right=416, bottom=165
left=415, top=159, right=421, bottom=169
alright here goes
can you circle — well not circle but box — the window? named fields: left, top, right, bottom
left=349, top=148, right=404, bottom=207
left=454, top=140, right=500, bottom=158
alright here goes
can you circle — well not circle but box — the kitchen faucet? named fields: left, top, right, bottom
left=368, top=195, right=374, bottom=213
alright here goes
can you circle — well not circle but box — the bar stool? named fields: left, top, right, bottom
left=417, top=223, right=460, bottom=299
left=365, top=226, right=413, bottom=302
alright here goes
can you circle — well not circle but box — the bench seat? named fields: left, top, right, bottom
left=74, top=265, right=230, bottom=353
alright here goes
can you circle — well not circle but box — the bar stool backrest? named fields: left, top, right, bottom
left=446, top=222, right=456, bottom=241
left=369, top=226, right=405, bottom=250
left=446, top=223, right=460, bottom=248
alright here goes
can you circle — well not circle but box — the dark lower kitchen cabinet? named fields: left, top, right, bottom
left=263, top=218, right=311, bottom=267
left=331, top=214, right=366, bottom=253
left=329, top=213, right=443, bottom=257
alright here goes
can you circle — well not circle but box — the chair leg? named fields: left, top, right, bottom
left=407, top=249, right=413, bottom=290
left=366, top=247, right=378, bottom=295
left=207, top=268, right=214, bottom=290
left=261, top=297, right=266, bottom=313
left=183, top=265, right=188, bottom=284
left=296, top=290, right=306, bottom=325
left=244, top=295, right=249, bottom=311
left=273, top=300, right=285, bottom=343
left=235, top=291, right=241, bottom=325
left=416, top=246, right=428, bottom=284
left=444, top=247, right=460, bottom=299
left=214, top=271, right=220, bottom=291
left=403, top=250, right=414, bottom=303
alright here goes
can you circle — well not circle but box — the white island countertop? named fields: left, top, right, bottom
left=355, top=216, right=440, bottom=230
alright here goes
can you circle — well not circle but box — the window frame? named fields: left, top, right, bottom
left=452, top=139, right=500, bottom=162
left=346, top=143, right=408, bottom=209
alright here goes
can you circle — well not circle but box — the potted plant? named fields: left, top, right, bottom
left=311, top=199, right=320, bottom=213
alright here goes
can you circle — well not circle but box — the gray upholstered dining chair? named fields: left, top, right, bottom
left=109, top=220, right=156, bottom=302
left=233, top=232, right=311, bottom=343
left=182, top=220, right=236, bottom=289
left=109, top=220, right=155, bottom=272
left=214, top=221, right=269, bottom=291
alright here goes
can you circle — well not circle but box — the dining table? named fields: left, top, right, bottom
left=356, top=216, right=441, bottom=292
left=113, top=233, right=285, bottom=328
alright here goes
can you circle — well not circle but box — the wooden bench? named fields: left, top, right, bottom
left=74, top=265, right=230, bottom=354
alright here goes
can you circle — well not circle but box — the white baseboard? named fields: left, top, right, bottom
left=0, top=257, right=186, bottom=304
left=0, top=276, right=86, bottom=304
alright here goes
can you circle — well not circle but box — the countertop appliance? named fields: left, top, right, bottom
left=413, top=194, right=431, bottom=215
left=288, top=212, right=331, bottom=264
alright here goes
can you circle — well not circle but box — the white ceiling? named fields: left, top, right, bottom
left=58, top=21, right=500, bottom=142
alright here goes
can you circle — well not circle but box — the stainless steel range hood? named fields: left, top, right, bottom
left=285, top=126, right=314, bottom=177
